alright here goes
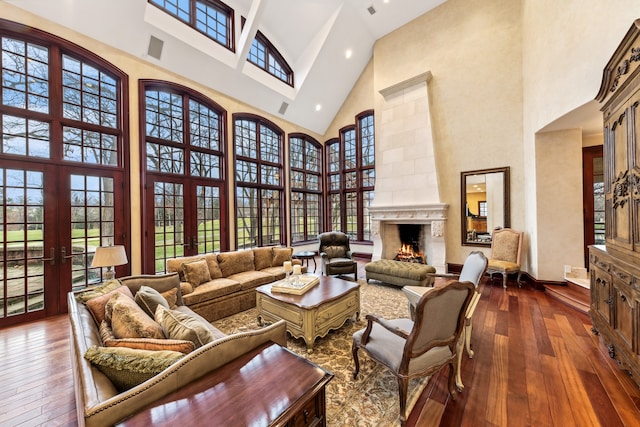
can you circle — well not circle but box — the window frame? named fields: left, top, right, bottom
left=247, top=30, right=294, bottom=86
left=139, top=80, right=229, bottom=273
left=233, top=113, right=285, bottom=249
left=148, top=0, right=235, bottom=51
left=289, top=133, right=322, bottom=244
left=325, top=110, right=375, bottom=243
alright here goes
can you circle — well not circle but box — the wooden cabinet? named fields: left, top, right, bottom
left=592, top=19, right=640, bottom=387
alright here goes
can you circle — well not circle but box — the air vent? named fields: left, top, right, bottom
left=367, top=6, right=376, bottom=15
left=147, top=36, right=164, bottom=60
left=278, top=102, right=289, bottom=115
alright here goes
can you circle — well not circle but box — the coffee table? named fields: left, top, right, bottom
left=256, top=275, right=360, bottom=353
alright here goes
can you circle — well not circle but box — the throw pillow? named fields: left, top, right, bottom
left=155, top=305, right=215, bottom=349
left=135, top=285, right=170, bottom=318
left=105, top=292, right=165, bottom=339
left=181, top=259, right=211, bottom=287
left=85, top=285, right=134, bottom=325
left=253, top=247, right=274, bottom=271
left=204, top=253, right=223, bottom=279
left=272, top=247, right=293, bottom=266
left=84, top=345, right=184, bottom=392
left=161, top=288, right=178, bottom=309
left=217, top=250, right=254, bottom=277
left=99, top=321, right=194, bottom=354
left=75, top=279, right=122, bottom=303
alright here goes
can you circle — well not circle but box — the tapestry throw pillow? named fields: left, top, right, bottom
left=204, top=253, right=223, bottom=279
left=217, top=250, right=254, bottom=277
left=155, top=305, right=215, bottom=349
left=105, top=292, right=165, bottom=340
left=134, top=285, right=170, bottom=318
left=181, top=259, right=211, bottom=287
left=272, top=247, right=293, bottom=267
left=85, top=285, right=134, bottom=325
left=253, top=247, right=274, bottom=271
left=84, top=345, right=184, bottom=392
left=99, top=321, right=194, bottom=354
left=161, top=288, right=178, bottom=309
left=75, top=279, right=123, bottom=303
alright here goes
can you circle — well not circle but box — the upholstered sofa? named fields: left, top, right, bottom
left=69, top=273, right=287, bottom=427
left=166, top=246, right=305, bottom=321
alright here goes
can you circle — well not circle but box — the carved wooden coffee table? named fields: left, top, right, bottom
left=256, top=275, right=360, bottom=353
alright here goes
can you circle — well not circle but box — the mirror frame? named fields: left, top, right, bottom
left=460, top=167, right=510, bottom=247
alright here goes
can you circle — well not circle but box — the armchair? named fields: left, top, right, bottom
left=486, top=228, right=523, bottom=288
left=401, top=251, right=487, bottom=389
left=318, top=231, right=357, bottom=279
left=352, top=280, right=475, bottom=426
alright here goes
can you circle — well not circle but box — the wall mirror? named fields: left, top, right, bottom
left=461, top=167, right=510, bottom=246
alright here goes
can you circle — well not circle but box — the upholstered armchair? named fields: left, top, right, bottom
left=486, top=228, right=523, bottom=288
left=352, top=280, right=475, bottom=426
left=318, top=231, right=357, bottom=279
left=402, top=251, right=487, bottom=389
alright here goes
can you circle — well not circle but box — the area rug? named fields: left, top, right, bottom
left=212, top=279, right=429, bottom=426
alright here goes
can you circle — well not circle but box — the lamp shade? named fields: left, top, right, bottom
left=91, top=245, right=128, bottom=268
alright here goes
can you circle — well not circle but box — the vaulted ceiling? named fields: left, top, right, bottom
left=6, top=0, right=446, bottom=134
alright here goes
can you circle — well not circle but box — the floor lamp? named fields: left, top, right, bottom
left=91, top=245, right=128, bottom=281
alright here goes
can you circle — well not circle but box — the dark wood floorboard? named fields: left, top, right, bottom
left=1, top=258, right=640, bottom=426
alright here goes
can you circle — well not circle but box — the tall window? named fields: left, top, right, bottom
left=290, top=134, right=322, bottom=243
left=0, top=22, right=128, bottom=326
left=149, top=0, right=234, bottom=50
left=325, top=111, right=375, bottom=242
left=234, top=115, right=284, bottom=249
left=247, top=31, right=294, bottom=86
left=141, top=82, right=227, bottom=273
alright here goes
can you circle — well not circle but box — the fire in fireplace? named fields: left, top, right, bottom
left=394, top=224, right=426, bottom=264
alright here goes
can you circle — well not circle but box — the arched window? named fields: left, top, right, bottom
left=140, top=81, right=228, bottom=273
left=289, top=134, right=322, bottom=243
left=247, top=31, right=294, bottom=86
left=149, top=0, right=234, bottom=50
left=234, top=114, right=284, bottom=248
left=0, top=20, right=129, bottom=325
left=325, top=111, right=375, bottom=242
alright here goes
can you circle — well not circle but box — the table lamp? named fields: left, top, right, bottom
left=91, top=245, right=128, bottom=281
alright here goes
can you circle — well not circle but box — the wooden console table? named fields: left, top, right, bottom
left=117, top=342, right=333, bottom=427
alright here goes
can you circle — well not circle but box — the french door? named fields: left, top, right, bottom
left=0, top=160, right=126, bottom=327
left=143, top=176, right=226, bottom=274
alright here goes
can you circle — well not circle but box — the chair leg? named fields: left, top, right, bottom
left=352, top=345, right=361, bottom=379
left=465, top=322, right=474, bottom=358
left=502, top=272, right=507, bottom=288
left=516, top=271, right=522, bottom=287
left=456, top=335, right=464, bottom=390
left=397, top=376, right=409, bottom=427
left=448, top=362, right=458, bottom=400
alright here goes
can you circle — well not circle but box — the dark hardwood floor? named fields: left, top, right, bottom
left=1, top=258, right=640, bottom=426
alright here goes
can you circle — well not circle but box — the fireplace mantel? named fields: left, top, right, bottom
left=368, top=203, right=448, bottom=223
left=368, top=204, right=448, bottom=272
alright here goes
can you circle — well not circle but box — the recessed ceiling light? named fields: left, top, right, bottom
left=315, top=104, right=322, bottom=112
left=345, top=49, right=353, bottom=59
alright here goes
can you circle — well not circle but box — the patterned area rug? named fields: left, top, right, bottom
left=212, top=279, right=429, bottom=426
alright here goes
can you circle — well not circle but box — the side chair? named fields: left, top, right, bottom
left=318, top=231, right=358, bottom=279
left=402, top=251, right=488, bottom=389
left=486, top=228, right=523, bottom=288
left=352, top=280, right=475, bottom=426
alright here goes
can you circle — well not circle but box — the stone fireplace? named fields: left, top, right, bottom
left=369, top=71, right=448, bottom=272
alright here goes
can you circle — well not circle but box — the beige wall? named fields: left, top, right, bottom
left=522, top=0, right=640, bottom=279
left=370, top=0, right=524, bottom=266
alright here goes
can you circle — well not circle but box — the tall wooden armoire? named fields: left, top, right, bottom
left=591, top=18, right=640, bottom=387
